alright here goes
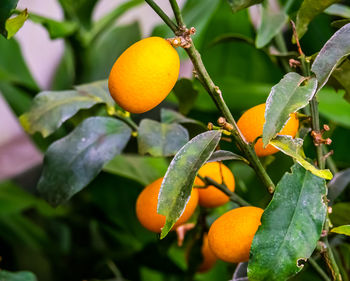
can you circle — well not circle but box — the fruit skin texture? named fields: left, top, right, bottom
left=208, top=206, right=264, bottom=263
left=108, top=37, right=180, bottom=114
left=136, top=177, right=198, bottom=233
left=198, top=234, right=218, bottom=272
left=194, top=162, right=235, bottom=208
left=237, top=103, right=299, bottom=157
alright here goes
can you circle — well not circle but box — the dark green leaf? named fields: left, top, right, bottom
left=318, top=88, right=350, bottom=129
left=29, top=13, right=78, bottom=39
left=330, top=203, right=350, bottom=226
left=263, top=73, right=317, bottom=146
left=256, top=5, right=288, bottom=49
left=138, top=119, right=189, bottom=157
left=160, top=108, right=206, bottom=128
left=0, top=36, right=38, bottom=90
left=331, top=18, right=350, bottom=29
left=58, top=0, right=98, bottom=28
left=208, top=33, right=255, bottom=48
left=103, top=154, right=168, bottom=185
left=172, top=78, right=199, bottom=115
left=248, top=164, right=327, bottom=281
left=5, top=9, right=28, bottom=39
left=233, top=262, right=248, bottom=281
left=325, top=4, right=350, bottom=18
left=270, top=136, right=333, bottom=179
left=82, top=0, right=143, bottom=45
left=227, top=0, right=263, bottom=13
left=0, top=82, right=32, bottom=116
left=20, top=90, right=103, bottom=137
left=207, top=150, right=249, bottom=164
left=311, top=23, right=350, bottom=90
left=37, top=117, right=131, bottom=206
left=81, top=22, right=141, bottom=82
left=0, top=0, right=18, bottom=38
left=295, top=0, right=339, bottom=40
left=328, top=168, right=350, bottom=204
left=332, top=59, right=350, bottom=102
left=0, top=270, right=38, bottom=281
left=158, top=130, right=222, bottom=239
left=331, top=225, right=350, bottom=236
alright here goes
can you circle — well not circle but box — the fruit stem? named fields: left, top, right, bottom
left=111, top=111, right=139, bottom=132
left=144, top=0, right=178, bottom=33
left=198, top=175, right=250, bottom=207
left=169, top=0, right=185, bottom=29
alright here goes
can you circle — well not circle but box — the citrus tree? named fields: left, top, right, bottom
left=1, top=0, right=350, bottom=280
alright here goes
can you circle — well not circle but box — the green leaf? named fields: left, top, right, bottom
left=263, top=73, right=317, bottom=146
left=138, top=119, right=189, bottom=157
left=248, top=164, right=327, bottom=281
left=227, top=0, right=263, bottom=13
left=207, top=150, right=249, bottom=164
left=331, top=59, right=350, bottom=102
left=0, top=270, right=38, bottom=281
left=37, top=117, right=131, bottom=206
left=269, top=135, right=333, bottom=180
left=325, top=4, right=350, bottom=18
left=0, top=0, right=18, bottom=38
left=81, top=22, right=141, bottom=82
left=331, top=225, right=350, bottom=236
left=0, top=36, right=38, bottom=90
left=0, top=82, right=32, bottom=116
left=58, top=0, right=98, bottom=28
left=5, top=9, right=28, bottom=39
left=160, top=108, right=206, bottom=128
left=256, top=5, right=288, bottom=49
left=311, top=23, right=350, bottom=90
left=330, top=203, right=350, bottom=226
left=172, top=78, right=199, bottom=115
left=29, top=13, right=78, bottom=39
left=328, top=168, right=350, bottom=204
left=20, top=80, right=114, bottom=137
left=318, top=88, right=350, bottom=129
left=295, top=0, right=339, bottom=40
left=103, top=154, right=168, bottom=186
left=158, top=130, right=222, bottom=239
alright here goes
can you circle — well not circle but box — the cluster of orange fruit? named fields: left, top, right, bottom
left=108, top=37, right=300, bottom=272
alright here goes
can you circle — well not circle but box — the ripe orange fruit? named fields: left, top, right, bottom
left=108, top=37, right=180, bottom=114
left=198, top=234, right=218, bottom=272
left=237, top=103, right=299, bottom=157
left=136, top=177, right=198, bottom=233
left=208, top=206, right=264, bottom=263
left=194, top=162, right=235, bottom=208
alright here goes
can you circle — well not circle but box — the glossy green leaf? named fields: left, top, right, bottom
left=172, top=79, right=199, bottom=115
left=295, top=0, right=338, bottom=40
left=311, top=23, right=350, bottom=90
left=207, top=150, right=249, bottom=164
left=20, top=90, right=101, bottom=137
left=331, top=59, right=350, bottom=102
left=270, top=135, right=333, bottom=180
left=325, top=4, right=350, bottom=18
left=103, top=154, right=168, bottom=185
left=158, top=130, right=222, bottom=239
left=0, top=36, right=38, bottom=90
left=0, top=270, right=38, bottom=281
left=328, top=168, right=350, bottom=204
left=0, top=0, right=18, bottom=38
left=331, top=225, right=350, bottom=236
left=138, top=119, right=189, bottom=157
left=81, top=22, right=141, bottom=82
left=263, top=73, right=317, bottom=146
left=227, top=0, right=263, bottom=13
left=29, top=13, right=78, bottom=39
left=248, top=164, right=327, bottom=281
left=37, top=117, right=131, bottom=206
left=5, top=9, right=28, bottom=39
left=160, top=108, right=206, bottom=128
left=318, top=88, right=350, bottom=129
left=256, top=5, right=288, bottom=49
